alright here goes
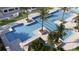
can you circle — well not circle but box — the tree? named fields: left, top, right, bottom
left=28, top=38, right=46, bottom=51
left=75, top=24, right=79, bottom=32
left=20, top=7, right=30, bottom=22
left=56, top=23, right=66, bottom=39
left=38, top=7, right=49, bottom=32
left=74, top=13, right=79, bottom=32
left=48, top=32, right=55, bottom=45
left=28, top=38, right=57, bottom=51
left=48, top=31, right=65, bottom=51
left=60, top=7, right=70, bottom=21
left=48, top=23, right=66, bottom=49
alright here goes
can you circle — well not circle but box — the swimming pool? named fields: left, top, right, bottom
left=5, top=10, right=73, bottom=42
left=5, top=21, right=41, bottom=42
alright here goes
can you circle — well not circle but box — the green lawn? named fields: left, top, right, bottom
left=0, top=11, right=27, bottom=26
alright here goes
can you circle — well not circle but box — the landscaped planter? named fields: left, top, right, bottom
left=39, top=29, right=48, bottom=35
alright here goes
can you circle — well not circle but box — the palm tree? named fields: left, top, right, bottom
left=28, top=38, right=47, bottom=51
left=48, top=32, right=55, bottom=45
left=74, top=13, right=79, bottom=22
left=48, top=31, right=64, bottom=51
left=28, top=38, right=57, bottom=51
left=75, top=23, right=79, bottom=32
left=28, top=39, right=43, bottom=51
left=38, top=7, right=49, bottom=32
left=20, top=7, right=30, bottom=22
left=74, top=13, right=79, bottom=32
left=55, top=23, right=66, bottom=43
left=56, top=23, right=66, bottom=39
left=60, top=7, right=69, bottom=21
left=48, top=23, right=66, bottom=48
left=25, top=9, right=29, bottom=21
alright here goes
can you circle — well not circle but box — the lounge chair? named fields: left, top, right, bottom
left=9, top=27, right=13, bottom=32
left=24, top=19, right=35, bottom=26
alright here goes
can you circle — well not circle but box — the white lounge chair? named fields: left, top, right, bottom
left=9, top=27, right=13, bottom=32
left=24, top=19, right=35, bottom=26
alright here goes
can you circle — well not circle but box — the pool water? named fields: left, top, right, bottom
left=5, top=10, right=73, bottom=42
left=5, top=21, right=41, bottom=42
left=62, top=30, right=72, bottom=40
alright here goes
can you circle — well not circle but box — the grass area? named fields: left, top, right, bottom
left=71, top=46, right=79, bottom=51
left=0, top=11, right=27, bottom=26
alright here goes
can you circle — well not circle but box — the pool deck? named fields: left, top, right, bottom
left=54, top=13, right=77, bottom=29
left=54, top=13, right=79, bottom=50
left=64, top=22, right=77, bottom=29
left=54, top=20, right=77, bottom=29
left=63, top=31, right=79, bottom=50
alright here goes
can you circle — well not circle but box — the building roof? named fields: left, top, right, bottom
left=0, top=7, right=9, bottom=10
left=0, top=7, right=18, bottom=10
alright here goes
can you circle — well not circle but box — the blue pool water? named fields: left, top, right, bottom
left=62, top=30, right=72, bottom=40
left=5, top=10, right=73, bottom=42
left=5, top=21, right=41, bottom=42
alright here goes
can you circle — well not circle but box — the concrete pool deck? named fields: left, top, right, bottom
left=64, top=22, right=77, bottom=29
left=54, top=20, right=77, bottom=29
left=54, top=13, right=79, bottom=50
left=54, top=13, right=77, bottom=29
left=63, top=31, right=79, bottom=50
